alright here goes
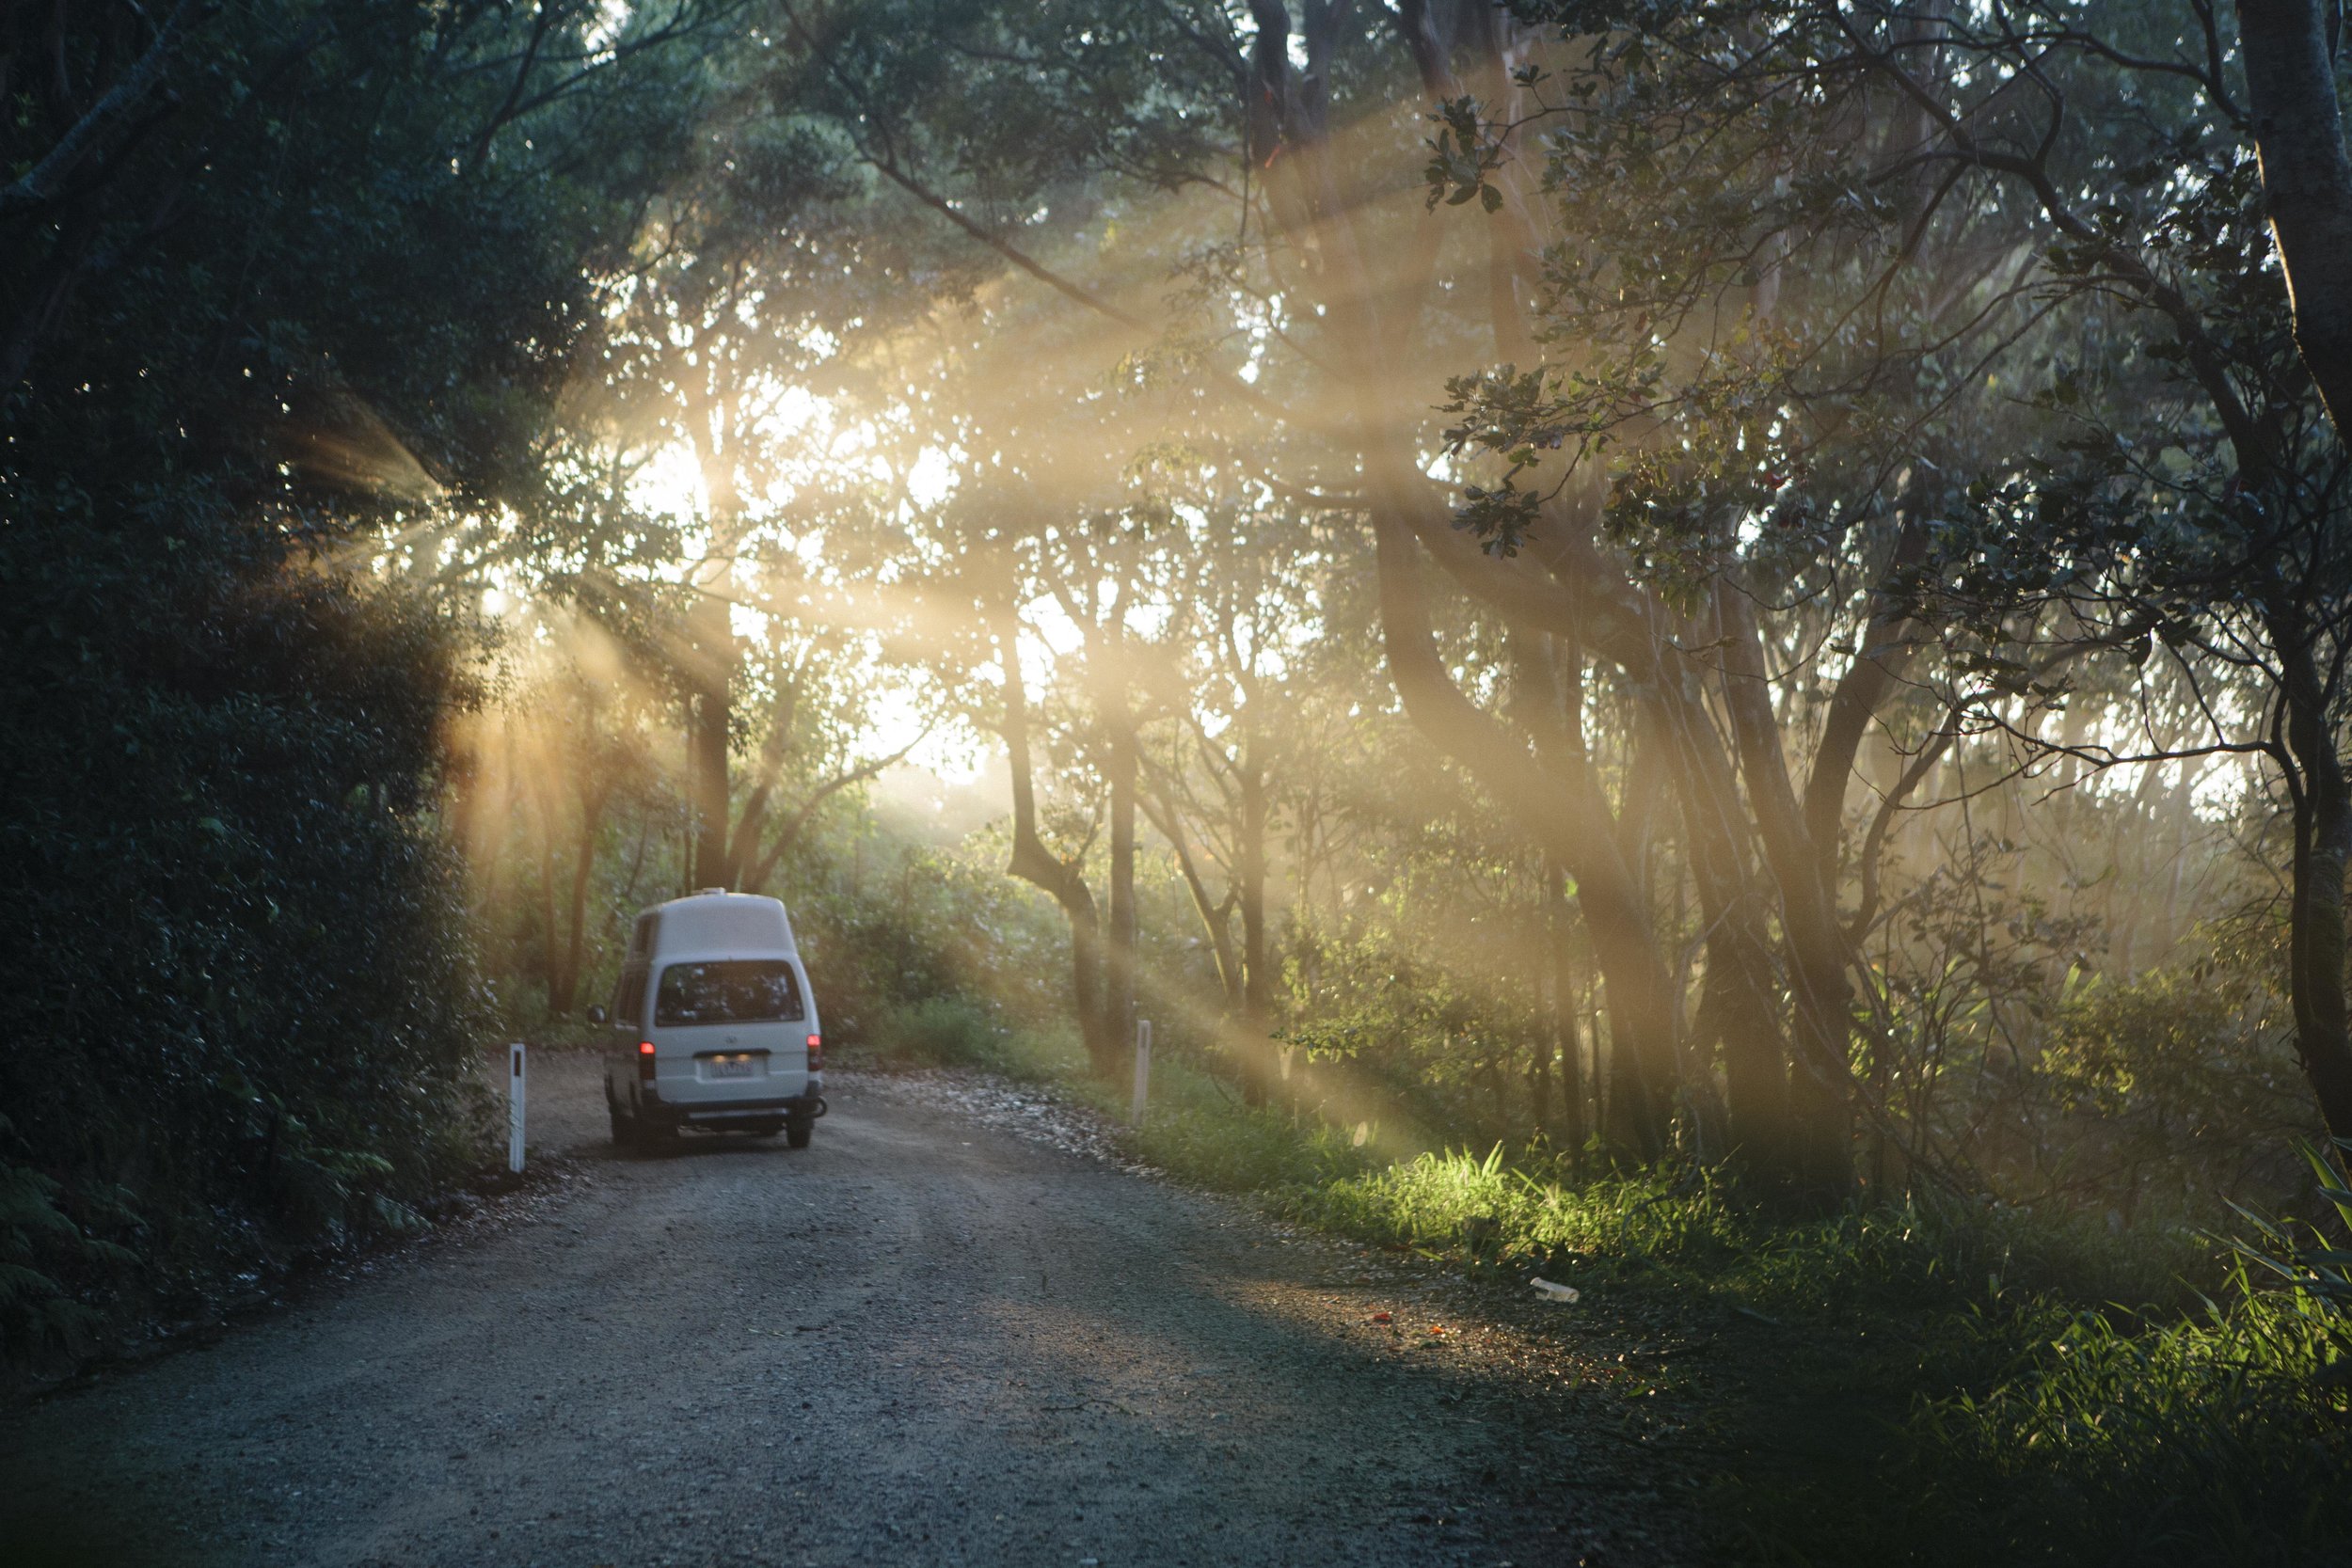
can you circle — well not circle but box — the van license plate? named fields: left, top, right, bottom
left=710, top=1058, right=755, bottom=1079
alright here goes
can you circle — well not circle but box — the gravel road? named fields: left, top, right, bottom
left=1, top=1052, right=1695, bottom=1567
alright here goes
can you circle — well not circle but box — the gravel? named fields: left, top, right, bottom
left=0, top=1052, right=1698, bottom=1566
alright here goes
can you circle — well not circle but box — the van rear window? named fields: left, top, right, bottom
left=654, top=960, right=803, bottom=1026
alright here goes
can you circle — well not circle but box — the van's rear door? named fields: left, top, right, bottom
left=647, top=958, right=810, bottom=1106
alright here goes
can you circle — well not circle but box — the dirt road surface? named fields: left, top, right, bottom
left=1, top=1053, right=1695, bottom=1567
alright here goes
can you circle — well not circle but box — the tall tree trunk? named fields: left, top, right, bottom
left=1145, top=787, right=1241, bottom=1007
left=533, top=781, right=561, bottom=1011
left=1716, top=586, right=1859, bottom=1198
left=2242, top=0, right=2352, bottom=435
left=1375, top=516, right=1675, bottom=1156
left=1528, top=1019, right=1553, bottom=1142
left=1238, top=731, right=1274, bottom=1105
left=1604, top=727, right=1675, bottom=1160
left=552, top=784, right=607, bottom=1017
left=993, top=591, right=1111, bottom=1070
left=1104, top=702, right=1139, bottom=1082
left=476, top=722, right=517, bottom=929
left=1543, top=853, right=1583, bottom=1154
left=687, top=585, right=735, bottom=891
left=1652, top=681, right=1795, bottom=1180
left=2279, top=620, right=2352, bottom=1165
left=1067, top=905, right=1109, bottom=1069
left=1258, top=3, right=1678, bottom=1157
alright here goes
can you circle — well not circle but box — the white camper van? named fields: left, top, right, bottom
left=589, top=890, right=827, bottom=1148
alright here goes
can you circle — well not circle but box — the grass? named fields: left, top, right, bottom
left=865, top=1006, right=2352, bottom=1565
left=1297, top=1149, right=2351, bottom=1565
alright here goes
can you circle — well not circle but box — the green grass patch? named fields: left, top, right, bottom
left=1125, top=1056, right=1376, bottom=1192
left=1286, top=1145, right=2351, bottom=1564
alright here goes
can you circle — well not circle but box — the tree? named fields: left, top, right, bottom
left=0, top=0, right=720, bottom=1347
left=2242, top=0, right=2352, bottom=432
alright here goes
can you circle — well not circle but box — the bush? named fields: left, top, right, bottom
left=1912, top=1275, right=2350, bottom=1566
left=866, top=996, right=1014, bottom=1069
left=0, top=515, right=494, bottom=1378
left=1134, top=1084, right=1373, bottom=1193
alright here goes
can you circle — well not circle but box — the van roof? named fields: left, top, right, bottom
left=636, top=891, right=798, bottom=958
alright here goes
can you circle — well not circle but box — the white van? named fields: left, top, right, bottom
left=589, top=890, right=827, bottom=1148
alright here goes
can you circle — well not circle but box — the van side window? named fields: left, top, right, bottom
left=614, top=967, right=646, bottom=1028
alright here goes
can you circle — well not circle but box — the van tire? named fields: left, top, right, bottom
left=786, top=1114, right=814, bottom=1150
left=610, top=1102, right=636, bottom=1151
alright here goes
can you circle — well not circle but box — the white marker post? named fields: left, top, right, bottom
left=507, top=1041, right=527, bottom=1174
left=1130, top=1019, right=1152, bottom=1125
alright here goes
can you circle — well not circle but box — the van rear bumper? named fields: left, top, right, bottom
left=639, top=1090, right=826, bottom=1130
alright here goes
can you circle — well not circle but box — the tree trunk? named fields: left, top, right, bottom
left=534, top=784, right=561, bottom=1011
left=1716, top=586, right=1858, bottom=1198
left=1604, top=728, right=1676, bottom=1160
left=1238, top=731, right=1275, bottom=1105
left=1104, top=703, right=1139, bottom=1081
left=552, top=784, right=607, bottom=1017
left=1652, top=680, right=1794, bottom=1178
left=1144, top=787, right=1241, bottom=1007
left=993, top=589, right=1113, bottom=1073
left=1067, top=898, right=1110, bottom=1068
left=2242, top=0, right=2352, bottom=435
left=1374, top=513, right=1675, bottom=1157
left=2280, top=623, right=2352, bottom=1167
left=686, top=585, right=735, bottom=891
left=1544, top=853, right=1583, bottom=1155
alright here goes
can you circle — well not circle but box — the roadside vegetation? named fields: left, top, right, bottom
left=12, top=4, right=2352, bottom=1562
left=854, top=990, right=2351, bottom=1565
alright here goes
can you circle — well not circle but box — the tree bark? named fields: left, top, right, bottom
left=2242, top=0, right=2352, bottom=435
left=1544, top=853, right=1584, bottom=1155
left=1374, top=513, right=1675, bottom=1155
left=1237, top=728, right=1275, bottom=1104
left=1714, top=586, right=1858, bottom=1196
left=1104, top=699, right=1140, bottom=1081
left=1142, top=784, right=1242, bottom=1007
left=993, top=594, right=1111, bottom=1071
left=2278, top=620, right=2352, bottom=1164
left=726, top=675, right=799, bottom=882
left=1660, top=689, right=1793, bottom=1177
left=553, top=783, right=608, bottom=1016
left=686, top=585, right=735, bottom=890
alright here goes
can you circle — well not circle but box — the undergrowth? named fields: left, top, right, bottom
left=1292, top=1147, right=2350, bottom=1565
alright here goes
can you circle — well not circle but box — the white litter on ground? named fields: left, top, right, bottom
left=1531, top=1277, right=1581, bottom=1303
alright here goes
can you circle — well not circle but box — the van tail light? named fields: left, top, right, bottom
left=638, top=1041, right=656, bottom=1081
left=806, top=1034, right=822, bottom=1071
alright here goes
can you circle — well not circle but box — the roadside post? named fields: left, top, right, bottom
left=1131, top=1019, right=1152, bottom=1125
left=508, top=1041, right=527, bottom=1174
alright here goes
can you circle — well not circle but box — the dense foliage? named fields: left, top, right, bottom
left=0, top=0, right=711, bottom=1367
